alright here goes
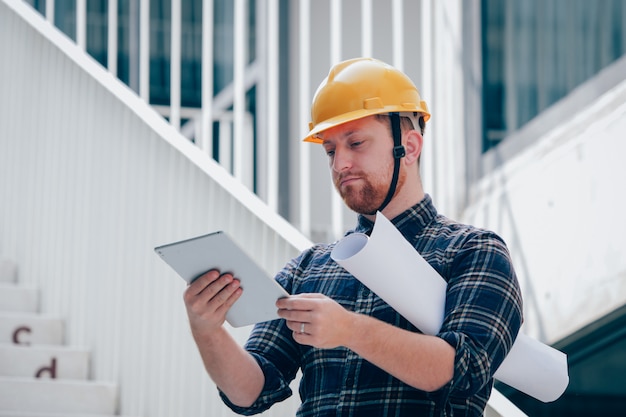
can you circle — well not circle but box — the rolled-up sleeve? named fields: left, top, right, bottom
left=435, top=231, right=523, bottom=400
left=220, top=348, right=295, bottom=415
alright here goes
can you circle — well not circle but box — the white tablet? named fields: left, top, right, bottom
left=154, top=231, right=289, bottom=327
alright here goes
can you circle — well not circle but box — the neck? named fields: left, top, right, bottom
left=363, top=187, right=425, bottom=222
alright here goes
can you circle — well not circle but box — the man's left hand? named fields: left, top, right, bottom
left=276, top=293, right=356, bottom=348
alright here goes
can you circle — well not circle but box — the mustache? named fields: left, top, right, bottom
left=334, top=171, right=362, bottom=186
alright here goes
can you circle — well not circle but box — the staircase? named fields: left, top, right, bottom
left=0, top=258, right=130, bottom=416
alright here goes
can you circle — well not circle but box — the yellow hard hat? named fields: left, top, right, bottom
left=303, top=57, right=430, bottom=143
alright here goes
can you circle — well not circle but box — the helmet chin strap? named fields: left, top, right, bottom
left=370, top=112, right=405, bottom=215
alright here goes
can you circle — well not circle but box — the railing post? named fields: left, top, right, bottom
left=107, top=0, right=118, bottom=76
left=201, top=0, right=215, bottom=156
left=170, top=0, right=182, bottom=130
left=298, top=0, right=311, bottom=237
left=139, top=0, right=150, bottom=102
left=233, top=0, right=248, bottom=182
left=330, top=0, right=344, bottom=239
left=76, top=0, right=86, bottom=50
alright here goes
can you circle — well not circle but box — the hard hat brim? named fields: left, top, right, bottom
left=303, top=107, right=430, bottom=144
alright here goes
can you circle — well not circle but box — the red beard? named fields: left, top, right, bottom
left=334, top=167, right=405, bottom=214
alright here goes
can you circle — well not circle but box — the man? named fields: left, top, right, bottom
left=184, top=57, right=523, bottom=416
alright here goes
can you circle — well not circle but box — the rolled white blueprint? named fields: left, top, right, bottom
left=331, top=212, right=569, bottom=403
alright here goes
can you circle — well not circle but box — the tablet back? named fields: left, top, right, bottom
left=155, top=231, right=288, bottom=327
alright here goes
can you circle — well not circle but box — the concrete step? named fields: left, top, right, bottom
left=0, top=284, right=38, bottom=313
left=0, top=259, right=18, bottom=283
left=0, top=377, right=117, bottom=415
left=0, top=343, right=90, bottom=380
left=0, top=313, right=64, bottom=346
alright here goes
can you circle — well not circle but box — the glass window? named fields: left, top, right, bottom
left=481, top=0, right=626, bottom=152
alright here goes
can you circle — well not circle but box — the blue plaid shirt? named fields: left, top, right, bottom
left=221, top=195, right=523, bottom=416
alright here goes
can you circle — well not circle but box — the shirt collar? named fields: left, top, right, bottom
left=353, top=194, right=437, bottom=238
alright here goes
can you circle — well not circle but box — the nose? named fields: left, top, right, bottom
left=331, top=146, right=352, bottom=173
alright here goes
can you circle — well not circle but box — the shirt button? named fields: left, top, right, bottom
left=345, top=376, right=355, bottom=386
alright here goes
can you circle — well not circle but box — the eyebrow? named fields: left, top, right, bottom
left=321, top=129, right=358, bottom=145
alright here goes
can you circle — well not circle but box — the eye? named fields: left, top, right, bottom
left=350, top=140, right=363, bottom=148
left=325, top=148, right=335, bottom=157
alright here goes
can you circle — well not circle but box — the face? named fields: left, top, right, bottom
left=320, top=116, right=405, bottom=214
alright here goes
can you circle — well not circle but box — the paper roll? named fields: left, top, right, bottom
left=331, top=212, right=569, bottom=402
left=331, top=223, right=446, bottom=336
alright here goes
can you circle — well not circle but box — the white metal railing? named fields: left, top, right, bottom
left=20, top=0, right=473, bottom=242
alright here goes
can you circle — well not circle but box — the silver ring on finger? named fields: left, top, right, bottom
left=300, top=322, right=305, bottom=334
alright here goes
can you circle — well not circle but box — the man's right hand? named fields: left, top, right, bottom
left=183, top=269, right=243, bottom=334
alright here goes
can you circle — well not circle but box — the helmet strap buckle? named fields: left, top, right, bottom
left=393, top=145, right=406, bottom=159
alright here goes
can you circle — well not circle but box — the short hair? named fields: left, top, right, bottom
left=374, top=113, right=425, bottom=167
left=375, top=113, right=426, bottom=136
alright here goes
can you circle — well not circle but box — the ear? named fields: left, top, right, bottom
left=403, top=130, right=423, bottom=166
